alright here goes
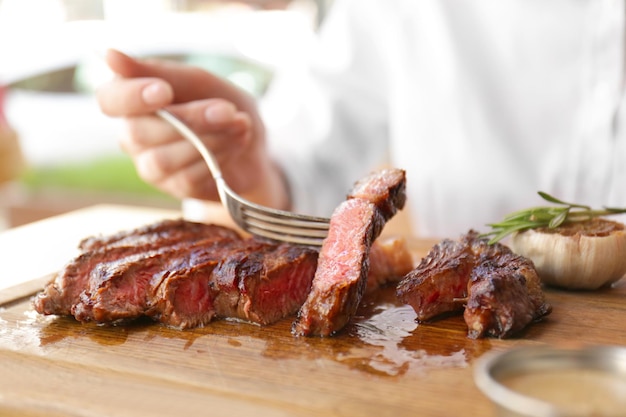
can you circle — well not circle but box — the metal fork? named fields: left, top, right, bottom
left=156, top=109, right=330, bottom=246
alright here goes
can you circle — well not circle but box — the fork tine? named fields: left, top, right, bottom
left=243, top=217, right=328, bottom=238
left=241, top=208, right=329, bottom=230
left=245, top=226, right=326, bottom=246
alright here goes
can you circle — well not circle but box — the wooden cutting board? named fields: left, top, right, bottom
left=1, top=235, right=625, bottom=417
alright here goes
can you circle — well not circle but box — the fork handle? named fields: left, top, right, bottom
left=156, top=109, right=224, bottom=181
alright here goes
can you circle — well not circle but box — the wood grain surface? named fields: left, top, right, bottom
left=1, top=235, right=625, bottom=417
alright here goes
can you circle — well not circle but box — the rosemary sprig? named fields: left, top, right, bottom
left=482, top=191, right=626, bottom=244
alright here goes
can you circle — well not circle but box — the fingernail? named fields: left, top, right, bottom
left=142, top=82, right=172, bottom=106
left=204, top=103, right=235, bottom=124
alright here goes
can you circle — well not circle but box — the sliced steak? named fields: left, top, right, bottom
left=210, top=242, right=318, bottom=326
left=33, top=221, right=240, bottom=316
left=71, top=237, right=237, bottom=324
left=147, top=239, right=317, bottom=328
left=34, top=209, right=411, bottom=332
left=292, top=168, right=407, bottom=337
left=396, top=238, right=474, bottom=321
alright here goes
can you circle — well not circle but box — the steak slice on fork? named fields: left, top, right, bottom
left=292, top=168, right=406, bottom=337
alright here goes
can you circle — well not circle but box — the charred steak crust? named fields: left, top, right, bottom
left=292, top=168, right=407, bottom=337
left=396, top=230, right=552, bottom=339
left=77, top=218, right=235, bottom=251
left=210, top=242, right=318, bottom=326
left=464, top=251, right=548, bottom=339
left=348, top=168, right=407, bottom=222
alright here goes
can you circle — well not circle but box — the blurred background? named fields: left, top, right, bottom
left=0, top=0, right=332, bottom=229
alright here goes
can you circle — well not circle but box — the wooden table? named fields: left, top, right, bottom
left=0, top=205, right=625, bottom=417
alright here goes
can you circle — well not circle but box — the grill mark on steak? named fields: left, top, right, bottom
left=396, top=230, right=552, bottom=338
left=78, top=218, right=229, bottom=251
left=33, top=221, right=240, bottom=317
left=292, top=168, right=407, bottom=337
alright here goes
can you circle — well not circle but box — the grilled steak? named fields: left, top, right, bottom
left=34, top=190, right=413, bottom=332
left=34, top=218, right=320, bottom=329
left=292, top=168, right=407, bottom=337
left=71, top=237, right=238, bottom=324
left=396, top=238, right=473, bottom=321
left=464, top=250, right=551, bottom=339
left=149, top=240, right=318, bottom=328
left=396, top=230, right=551, bottom=338
left=33, top=220, right=240, bottom=316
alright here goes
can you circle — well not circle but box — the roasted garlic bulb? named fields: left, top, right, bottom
left=509, top=218, right=626, bottom=290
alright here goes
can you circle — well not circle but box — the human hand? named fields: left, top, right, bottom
left=96, top=49, right=289, bottom=209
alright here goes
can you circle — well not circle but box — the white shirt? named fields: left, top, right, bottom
left=262, top=0, right=626, bottom=238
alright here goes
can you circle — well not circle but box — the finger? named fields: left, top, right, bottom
left=119, top=114, right=180, bottom=154
left=167, top=100, right=253, bottom=152
left=133, top=139, right=202, bottom=184
left=155, top=160, right=218, bottom=201
left=97, top=77, right=174, bottom=117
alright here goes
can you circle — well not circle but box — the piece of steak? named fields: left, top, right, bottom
left=210, top=241, right=319, bottom=325
left=33, top=220, right=240, bottom=316
left=71, top=237, right=238, bottom=324
left=148, top=240, right=318, bottom=329
left=464, top=250, right=552, bottom=339
left=396, top=238, right=474, bottom=321
left=292, top=168, right=407, bottom=337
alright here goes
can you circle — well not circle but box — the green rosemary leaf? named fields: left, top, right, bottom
left=537, top=191, right=567, bottom=205
left=548, top=209, right=569, bottom=229
left=538, top=191, right=590, bottom=210
left=605, top=206, right=626, bottom=214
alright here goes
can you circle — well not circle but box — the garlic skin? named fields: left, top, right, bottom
left=509, top=219, right=626, bottom=290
